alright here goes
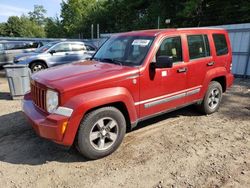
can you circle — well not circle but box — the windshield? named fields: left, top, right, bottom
left=35, top=42, right=58, bottom=53
left=93, top=35, right=155, bottom=66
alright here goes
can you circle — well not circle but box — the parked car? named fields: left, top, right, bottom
left=23, top=28, right=234, bottom=159
left=14, top=41, right=96, bottom=73
left=0, top=41, right=44, bottom=66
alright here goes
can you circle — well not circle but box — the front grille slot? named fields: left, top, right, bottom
left=31, top=82, right=46, bottom=111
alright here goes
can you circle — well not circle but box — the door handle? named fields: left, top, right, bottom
left=177, top=67, right=187, bottom=73
left=207, top=61, right=215, bottom=66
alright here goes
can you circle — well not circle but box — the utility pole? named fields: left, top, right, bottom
left=157, top=16, right=160, bottom=29
left=97, top=24, right=99, bottom=39
left=91, top=24, right=94, bottom=39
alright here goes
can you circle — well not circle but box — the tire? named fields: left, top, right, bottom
left=197, top=81, right=223, bottom=114
left=76, top=106, right=126, bottom=159
left=30, top=61, right=47, bottom=73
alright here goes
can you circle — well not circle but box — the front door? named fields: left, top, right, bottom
left=138, top=36, right=188, bottom=119
left=48, top=43, right=71, bottom=66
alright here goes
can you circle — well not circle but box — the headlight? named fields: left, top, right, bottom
left=46, top=89, right=59, bottom=113
left=18, top=56, right=30, bottom=62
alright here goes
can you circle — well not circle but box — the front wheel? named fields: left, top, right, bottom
left=30, top=62, right=47, bottom=73
left=197, top=81, right=223, bottom=114
left=76, top=107, right=126, bottom=159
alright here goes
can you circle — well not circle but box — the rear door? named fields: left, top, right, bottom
left=185, top=33, right=213, bottom=102
left=68, top=43, right=90, bottom=61
left=212, top=33, right=230, bottom=71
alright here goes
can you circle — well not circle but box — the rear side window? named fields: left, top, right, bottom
left=213, top=34, right=228, bottom=56
left=187, top=35, right=210, bottom=60
left=5, top=42, right=25, bottom=50
left=22, top=42, right=39, bottom=49
left=52, top=43, right=71, bottom=52
left=156, top=36, right=183, bottom=63
left=71, top=43, right=86, bottom=51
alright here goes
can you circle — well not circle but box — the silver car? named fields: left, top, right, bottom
left=0, top=41, right=43, bottom=66
left=14, top=41, right=96, bottom=73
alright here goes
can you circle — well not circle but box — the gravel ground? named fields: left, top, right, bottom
left=0, top=70, right=249, bottom=188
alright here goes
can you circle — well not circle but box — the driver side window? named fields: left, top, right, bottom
left=156, top=36, right=183, bottom=63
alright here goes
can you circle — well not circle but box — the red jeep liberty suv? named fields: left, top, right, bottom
left=23, top=28, right=234, bottom=159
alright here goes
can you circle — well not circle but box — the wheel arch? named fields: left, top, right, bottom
left=211, top=76, right=226, bottom=92
left=61, top=87, right=138, bottom=146
left=201, top=67, right=227, bottom=97
left=29, top=60, right=48, bottom=69
left=83, top=101, right=132, bottom=132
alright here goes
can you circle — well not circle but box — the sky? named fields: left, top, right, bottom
left=0, top=0, right=62, bottom=22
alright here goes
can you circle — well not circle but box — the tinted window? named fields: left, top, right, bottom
left=71, top=43, right=86, bottom=51
left=86, top=45, right=95, bottom=51
left=187, top=35, right=210, bottom=60
left=213, top=34, right=228, bottom=56
left=35, top=42, right=58, bottom=53
left=156, top=36, right=183, bottom=63
left=0, top=44, right=4, bottom=51
left=52, top=43, right=71, bottom=52
left=5, top=42, right=25, bottom=50
left=29, top=42, right=39, bottom=48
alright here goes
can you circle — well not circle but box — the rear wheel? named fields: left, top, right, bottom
left=197, top=81, right=223, bottom=114
left=76, top=107, right=126, bottom=159
left=30, top=62, right=47, bottom=73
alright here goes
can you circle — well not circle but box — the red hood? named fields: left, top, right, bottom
left=32, top=60, right=139, bottom=93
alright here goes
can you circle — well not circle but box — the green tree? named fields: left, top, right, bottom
left=60, top=0, right=96, bottom=37
left=0, top=23, right=8, bottom=36
left=3, top=15, right=45, bottom=37
left=5, top=16, right=22, bottom=36
left=19, top=16, right=46, bottom=37
left=45, top=17, right=64, bottom=38
left=28, top=5, right=47, bottom=26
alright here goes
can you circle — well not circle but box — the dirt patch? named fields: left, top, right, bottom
left=0, top=71, right=249, bottom=188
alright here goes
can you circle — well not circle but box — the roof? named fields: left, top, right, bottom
left=116, top=27, right=226, bottom=37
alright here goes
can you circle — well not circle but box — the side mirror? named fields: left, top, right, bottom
left=49, top=50, right=56, bottom=54
left=153, top=56, right=173, bottom=69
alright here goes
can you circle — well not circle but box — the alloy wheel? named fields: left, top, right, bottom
left=89, top=117, right=119, bottom=151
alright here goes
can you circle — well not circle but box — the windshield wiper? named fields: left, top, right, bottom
left=92, top=57, right=136, bottom=66
left=97, top=58, right=123, bottom=66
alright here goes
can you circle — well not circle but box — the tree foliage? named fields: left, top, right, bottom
left=28, top=5, right=47, bottom=26
left=45, top=17, right=64, bottom=38
left=0, top=5, right=46, bottom=37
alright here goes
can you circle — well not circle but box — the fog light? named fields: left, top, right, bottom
left=61, top=121, right=68, bottom=134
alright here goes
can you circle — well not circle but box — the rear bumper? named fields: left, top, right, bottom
left=226, top=73, right=234, bottom=88
left=22, top=97, right=71, bottom=145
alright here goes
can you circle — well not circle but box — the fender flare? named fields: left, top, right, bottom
left=200, top=66, right=227, bottom=98
left=62, top=87, right=137, bottom=145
